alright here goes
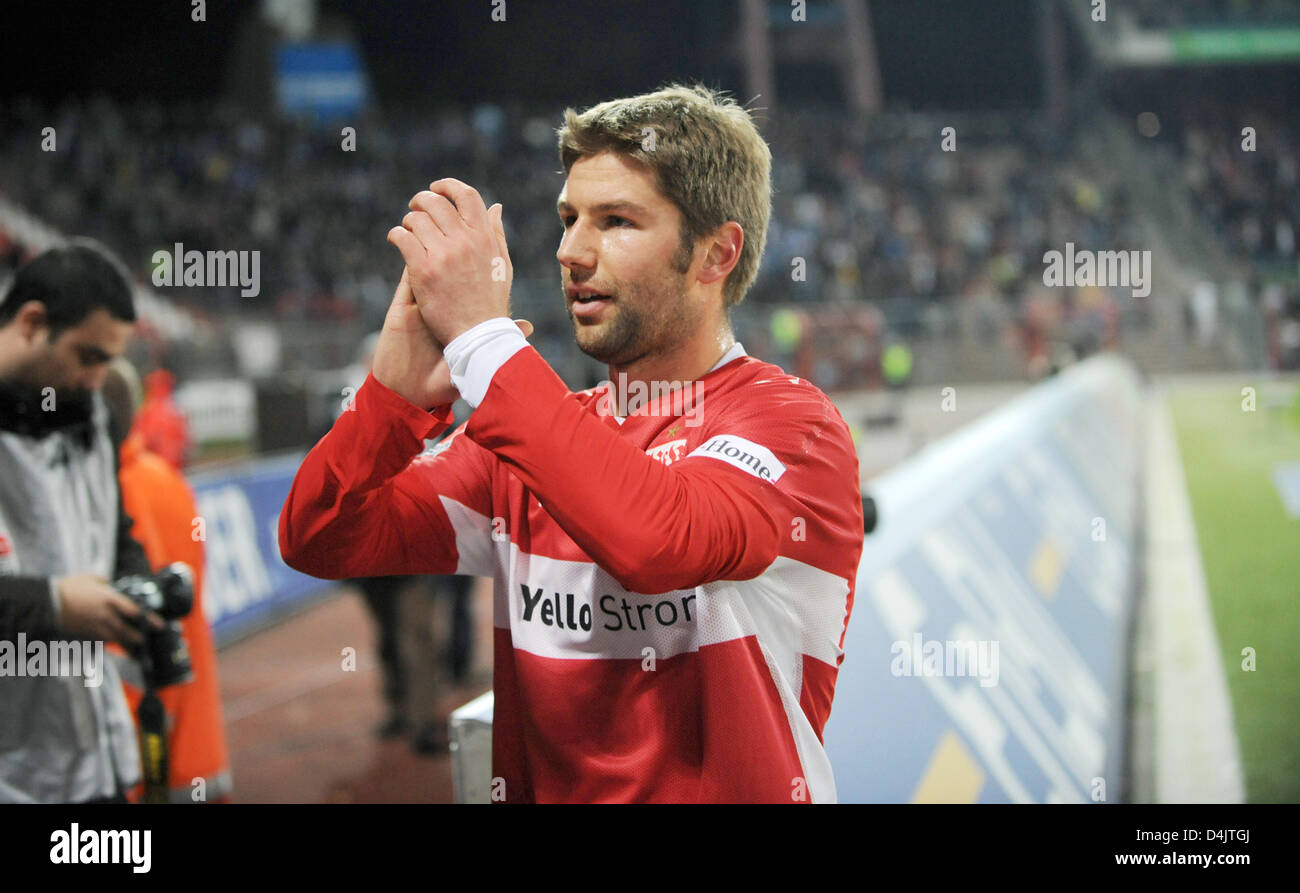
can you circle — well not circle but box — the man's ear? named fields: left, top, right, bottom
left=14, top=300, right=50, bottom=345
left=697, top=222, right=744, bottom=287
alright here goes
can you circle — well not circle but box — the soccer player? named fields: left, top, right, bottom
left=279, top=84, right=864, bottom=803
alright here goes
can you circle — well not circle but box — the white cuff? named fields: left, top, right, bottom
left=443, top=318, right=529, bottom=407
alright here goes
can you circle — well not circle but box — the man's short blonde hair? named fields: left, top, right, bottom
left=557, top=83, right=772, bottom=308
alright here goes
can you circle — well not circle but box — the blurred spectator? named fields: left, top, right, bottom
left=134, top=368, right=192, bottom=469
left=102, top=358, right=233, bottom=802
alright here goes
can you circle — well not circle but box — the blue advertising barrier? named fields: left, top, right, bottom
left=824, top=354, right=1144, bottom=802
left=188, top=453, right=334, bottom=647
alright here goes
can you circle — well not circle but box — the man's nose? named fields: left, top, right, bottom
left=557, top=223, right=596, bottom=271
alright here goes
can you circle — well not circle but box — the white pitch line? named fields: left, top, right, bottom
left=224, top=656, right=373, bottom=724
left=1145, top=396, right=1245, bottom=802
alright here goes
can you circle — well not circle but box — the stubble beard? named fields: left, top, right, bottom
left=2, top=354, right=87, bottom=408
left=569, top=273, right=700, bottom=368
left=568, top=239, right=700, bottom=367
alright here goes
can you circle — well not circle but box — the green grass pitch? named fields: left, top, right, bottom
left=1169, top=382, right=1300, bottom=803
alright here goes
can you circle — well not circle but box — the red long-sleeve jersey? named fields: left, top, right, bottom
left=278, top=342, right=863, bottom=802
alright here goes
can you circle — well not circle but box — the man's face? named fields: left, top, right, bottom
left=556, top=151, right=700, bottom=366
left=4, top=307, right=133, bottom=400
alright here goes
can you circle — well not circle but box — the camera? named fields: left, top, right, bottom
left=113, top=563, right=195, bottom=689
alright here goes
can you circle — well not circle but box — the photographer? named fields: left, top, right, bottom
left=0, top=240, right=160, bottom=804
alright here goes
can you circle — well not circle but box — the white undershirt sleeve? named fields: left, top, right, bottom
left=443, top=317, right=530, bottom=408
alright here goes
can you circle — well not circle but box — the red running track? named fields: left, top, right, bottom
left=217, top=580, right=494, bottom=803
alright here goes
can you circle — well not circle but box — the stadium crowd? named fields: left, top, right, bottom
left=1162, top=103, right=1300, bottom=369
left=0, top=97, right=1146, bottom=391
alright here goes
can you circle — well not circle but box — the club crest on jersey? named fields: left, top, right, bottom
left=646, top=438, right=687, bottom=466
